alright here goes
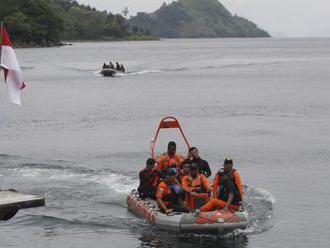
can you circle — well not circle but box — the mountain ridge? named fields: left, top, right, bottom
left=130, top=0, right=270, bottom=38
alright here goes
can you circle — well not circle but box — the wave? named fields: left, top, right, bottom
left=238, top=186, right=275, bottom=235
left=21, top=66, right=35, bottom=70
left=9, top=162, right=138, bottom=195
left=5, top=159, right=275, bottom=237
left=11, top=213, right=144, bottom=230
left=0, top=153, right=22, bottom=159
left=127, top=70, right=162, bottom=76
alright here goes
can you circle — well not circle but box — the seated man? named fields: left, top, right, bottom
left=159, top=162, right=178, bottom=180
left=156, top=141, right=185, bottom=172
left=156, top=168, right=189, bottom=214
left=191, top=147, right=212, bottom=177
left=183, top=147, right=211, bottom=177
left=137, top=158, right=158, bottom=199
left=116, top=62, right=120, bottom=70
left=177, top=162, right=190, bottom=184
left=200, top=159, right=243, bottom=212
left=120, top=64, right=125, bottom=73
left=181, top=164, right=211, bottom=193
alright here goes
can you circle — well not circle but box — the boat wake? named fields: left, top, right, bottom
left=8, top=162, right=138, bottom=195
left=9, top=212, right=148, bottom=231
left=94, top=69, right=163, bottom=78
left=4, top=161, right=275, bottom=237
left=234, top=186, right=275, bottom=236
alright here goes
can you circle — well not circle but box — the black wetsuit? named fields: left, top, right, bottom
left=218, top=180, right=242, bottom=205
left=184, top=157, right=212, bottom=177
left=138, top=169, right=156, bottom=199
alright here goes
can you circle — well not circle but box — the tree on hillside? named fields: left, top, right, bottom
left=122, top=7, right=129, bottom=18
left=1, top=0, right=63, bottom=45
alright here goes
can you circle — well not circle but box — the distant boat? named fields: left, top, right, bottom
left=100, top=68, right=117, bottom=77
left=100, top=64, right=125, bottom=77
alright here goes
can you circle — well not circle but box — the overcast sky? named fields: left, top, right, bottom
left=78, top=0, right=330, bottom=37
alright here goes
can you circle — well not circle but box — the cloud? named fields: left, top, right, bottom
left=221, top=0, right=330, bottom=37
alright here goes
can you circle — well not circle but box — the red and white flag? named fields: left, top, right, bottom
left=0, top=24, right=26, bottom=105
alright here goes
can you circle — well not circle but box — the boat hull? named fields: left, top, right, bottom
left=101, top=69, right=117, bottom=77
left=127, top=190, right=249, bottom=234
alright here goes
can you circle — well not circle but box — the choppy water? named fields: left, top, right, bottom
left=1, top=38, right=330, bottom=247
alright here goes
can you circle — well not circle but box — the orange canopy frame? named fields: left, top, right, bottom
left=151, top=117, right=190, bottom=158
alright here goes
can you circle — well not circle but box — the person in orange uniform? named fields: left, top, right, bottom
left=200, top=159, right=243, bottom=212
left=156, top=168, right=189, bottom=214
left=177, top=162, right=190, bottom=184
left=156, top=141, right=185, bottom=173
left=181, top=164, right=211, bottom=193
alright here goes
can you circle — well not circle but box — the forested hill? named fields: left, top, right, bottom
left=129, top=0, right=270, bottom=38
left=0, top=0, right=153, bottom=46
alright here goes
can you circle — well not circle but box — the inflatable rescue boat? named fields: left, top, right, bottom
left=101, top=68, right=117, bottom=77
left=127, top=117, right=249, bottom=234
left=101, top=67, right=125, bottom=77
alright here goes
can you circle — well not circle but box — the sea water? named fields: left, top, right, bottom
left=0, top=38, right=330, bottom=248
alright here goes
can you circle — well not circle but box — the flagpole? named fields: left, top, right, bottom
left=0, top=21, right=3, bottom=56
left=0, top=22, right=2, bottom=128
left=0, top=21, right=2, bottom=87
left=0, top=21, right=3, bottom=91
left=0, top=21, right=3, bottom=69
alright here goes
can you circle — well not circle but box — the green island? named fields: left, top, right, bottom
left=0, top=0, right=154, bottom=47
left=130, top=0, right=270, bottom=38
left=0, top=0, right=269, bottom=47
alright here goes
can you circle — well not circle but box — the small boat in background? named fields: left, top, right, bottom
left=101, top=62, right=125, bottom=77
left=101, top=68, right=117, bottom=77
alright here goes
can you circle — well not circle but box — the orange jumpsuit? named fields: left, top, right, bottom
left=156, top=181, right=172, bottom=207
left=181, top=174, right=210, bottom=192
left=156, top=154, right=185, bottom=172
left=201, top=170, right=243, bottom=212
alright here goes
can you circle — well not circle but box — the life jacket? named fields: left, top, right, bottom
left=156, top=181, right=181, bottom=207
left=140, top=168, right=158, bottom=188
left=156, top=181, right=171, bottom=206
left=215, top=169, right=243, bottom=201
left=177, top=171, right=188, bottom=184
left=182, top=174, right=210, bottom=192
left=155, top=154, right=185, bottom=172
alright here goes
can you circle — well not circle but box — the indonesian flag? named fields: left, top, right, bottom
left=0, top=25, right=26, bottom=105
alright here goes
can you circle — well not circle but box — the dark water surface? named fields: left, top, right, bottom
left=1, top=38, right=330, bottom=247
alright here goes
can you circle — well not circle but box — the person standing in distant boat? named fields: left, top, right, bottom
left=109, top=61, right=114, bottom=69
left=116, top=62, right=120, bottom=70
left=121, top=64, right=125, bottom=73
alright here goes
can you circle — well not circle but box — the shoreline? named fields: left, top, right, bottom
left=14, top=35, right=159, bottom=48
